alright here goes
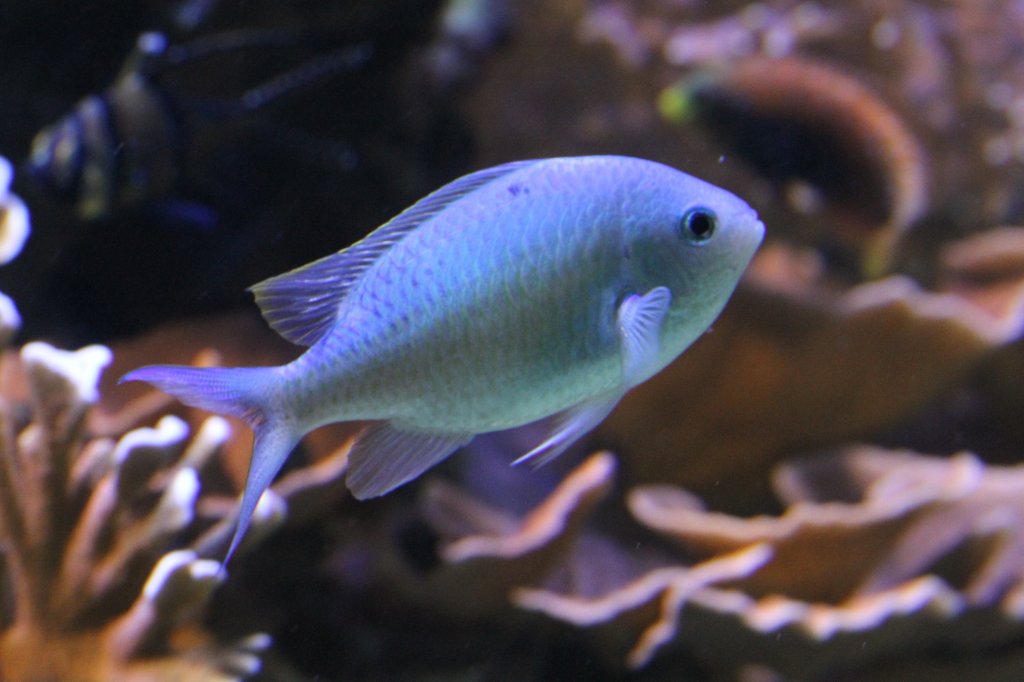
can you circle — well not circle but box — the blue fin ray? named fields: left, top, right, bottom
left=512, top=390, right=622, bottom=467
left=225, top=422, right=299, bottom=561
left=119, top=365, right=272, bottom=425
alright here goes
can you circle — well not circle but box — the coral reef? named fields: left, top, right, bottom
left=356, top=3, right=1024, bottom=677
left=0, top=339, right=262, bottom=680
left=5, top=1, right=1024, bottom=680
left=0, top=155, right=353, bottom=679
left=616, top=446, right=1024, bottom=680
left=469, top=0, right=1024, bottom=275
left=597, top=242, right=1024, bottom=511
left=0, top=338, right=355, bottom=680
left=659, top=55, right=929, bottom=276
left=384, top=452, right=620, bottom=619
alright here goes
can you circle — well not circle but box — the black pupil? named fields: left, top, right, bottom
left=687, top=210, right=714, bottom=239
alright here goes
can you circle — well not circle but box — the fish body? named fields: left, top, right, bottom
left=123, top=156, right=764, bottom=561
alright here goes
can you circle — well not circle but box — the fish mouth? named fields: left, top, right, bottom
left=738, top=216, right=766, bottom=258
left=752, top=218, right=766, bottom=246
left=749, top=215, right=765, bottom=238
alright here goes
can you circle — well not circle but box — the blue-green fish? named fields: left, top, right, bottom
left=122, top=156, right=764, bottom=560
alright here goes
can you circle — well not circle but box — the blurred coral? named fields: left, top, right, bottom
left=614, top=445, right=1024, bottom=679
left=356, top=448, right=614, bottom=618
left=939, top=226, right=1024, bottom=321
left=367, top=452, right=619, bottom=620
left=0, top=338, right=354, bottom=680
left=470, top=0, right=1024, bottom=273
left=0, top=156, right=29, bottom=266
left=513, top=540, right=772, bottom=671
left=350, top=451, right=771, bottom=673
left=659, top=55, right=929, bottom=276
left=0, top=342, right=266, bottom=680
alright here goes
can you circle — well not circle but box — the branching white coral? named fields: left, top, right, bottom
left=0, top=338, right=357, bottom=680
left=0, top=341, right=270, bottom=680
left=0, top=158, right=360, bottom=680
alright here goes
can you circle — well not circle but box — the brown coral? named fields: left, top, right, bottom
left=939, top=226, right=1024, bottom=322
left=659, top=55, right=929, bottom=275
left=472, top=0, right=1024, bottom=274
left=379, top=452, right=619, bottom=619
left=514, top=542, right=772, bottom=670
left=616, top=446, right=1024, bottom=679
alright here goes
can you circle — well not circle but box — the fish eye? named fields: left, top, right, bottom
left=679, top=207, right=716, bottom=244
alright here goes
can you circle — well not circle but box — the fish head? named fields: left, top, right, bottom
left=624, top=163, right=764, bottom=353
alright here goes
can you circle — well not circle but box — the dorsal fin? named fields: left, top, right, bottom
left=250, top=159, right=539, bottom=346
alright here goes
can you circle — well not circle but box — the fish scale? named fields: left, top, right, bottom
left=122, top=155, right=764, bottom=562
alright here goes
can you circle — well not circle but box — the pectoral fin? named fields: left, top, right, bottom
left=617, top=286, right=671, bottom=386
left=513, top=286, right=672, bottom=468
left=346, top=422, right=474, bottom=499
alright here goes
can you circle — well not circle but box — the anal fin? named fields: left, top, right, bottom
left=346, top=422, right=474, bottom=499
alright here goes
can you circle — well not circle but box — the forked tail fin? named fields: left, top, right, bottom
left=120, top=364, right=299, bottom=563
left=120, top=365, right=272, bottom=423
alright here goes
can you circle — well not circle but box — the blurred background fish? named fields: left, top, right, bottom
left=659, top=56, right=929, bottom=278
left=27, top=29, right=372, bottom=223
left=2, top=1, right=484, bottom=343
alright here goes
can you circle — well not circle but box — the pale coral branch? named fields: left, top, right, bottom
left=13, top=427, right=51, bottom=597
left=52, top=474, right=119, bottom=626
left=0, top=397, right=37, bottom=628
left=68, top=437, right=115, bottom=496
left=85, top=467, right=199, bottom=608
left=104, top=550, right=223, bottom=661
left=19, top=344, right=112, bottom=609
left=35, top=404, right=90, bottom=589
left=88, top=389, right=175, bottom=438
